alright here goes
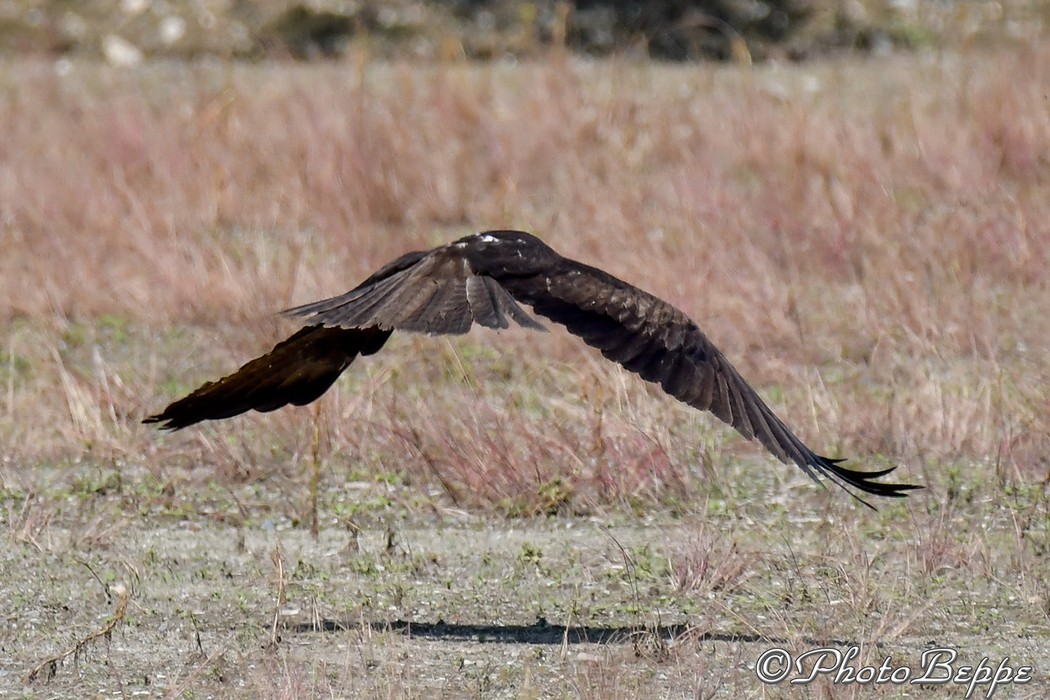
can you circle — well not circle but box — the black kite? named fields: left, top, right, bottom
left=145, top=231, right=919, bottom=505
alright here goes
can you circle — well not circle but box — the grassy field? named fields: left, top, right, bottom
left=0, top=43, right=1048, bottom=698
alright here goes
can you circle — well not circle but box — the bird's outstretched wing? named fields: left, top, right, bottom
left=142, top=248, right=433, bottom=430
left=145, top=230, right=919, bottom=504
left=479, top=248, right=920, bottom=505
left=142, top=325, right=391, bottom=430
left=144, top=238, right=544, bottom=430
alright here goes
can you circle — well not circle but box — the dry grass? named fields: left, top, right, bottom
left=1, top=46, right=1048, bottom=499
left=0, top=43, right=1048, bottom=698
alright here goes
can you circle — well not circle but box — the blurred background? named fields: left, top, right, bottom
left=3, top=0, right=1044, bottom=64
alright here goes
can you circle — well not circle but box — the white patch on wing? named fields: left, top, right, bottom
left=478, top=234, right=502, bottom=244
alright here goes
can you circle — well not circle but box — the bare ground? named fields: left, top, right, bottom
left=2, top=449, right=1046, bottom=698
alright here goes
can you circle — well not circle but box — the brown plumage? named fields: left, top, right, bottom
left=145, top=230, right=920, bottom=506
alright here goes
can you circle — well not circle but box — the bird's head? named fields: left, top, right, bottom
left=457, top=230, right=558, bottom=276
left=467, top=230, right=544, bottom=248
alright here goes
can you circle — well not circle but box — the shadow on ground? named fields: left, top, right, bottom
left=295, top=618, right=858, bottom=647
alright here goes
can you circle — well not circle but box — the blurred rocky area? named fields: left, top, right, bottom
left=0, top=0, right=1044, bottom=63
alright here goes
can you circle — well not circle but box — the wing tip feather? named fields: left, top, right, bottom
left=811, top=454, right=923, bottom=509
left=141, top=412, right=189, bottom=431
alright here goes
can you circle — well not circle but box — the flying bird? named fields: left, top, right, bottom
left=145, top=230, right=919, bottom=506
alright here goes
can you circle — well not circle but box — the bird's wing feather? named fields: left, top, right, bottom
left=284, top=247, right=544, bottom=334
left=496, top=260, right=919, bottom=505
left=145, top=239, right=545, bottom=430
left=143, top=325, right=390, bottom=430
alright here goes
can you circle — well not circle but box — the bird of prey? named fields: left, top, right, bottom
left=145, top=230, right=919, bottom=505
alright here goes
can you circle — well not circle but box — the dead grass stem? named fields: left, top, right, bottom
left=2, top=45, right=1048, bottom=512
